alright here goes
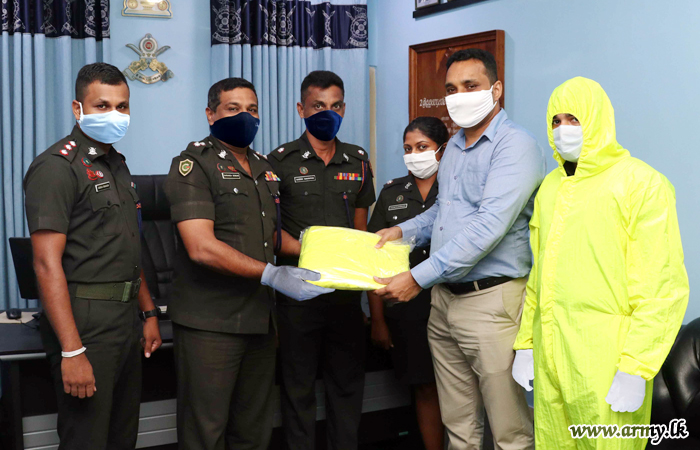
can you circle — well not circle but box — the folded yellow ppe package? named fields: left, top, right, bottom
left=298, top=226, right=411, bottom=291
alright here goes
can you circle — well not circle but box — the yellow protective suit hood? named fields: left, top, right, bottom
left=514, top=77, right=689, bottom=449
left=298, top=226, right=411, bottom=290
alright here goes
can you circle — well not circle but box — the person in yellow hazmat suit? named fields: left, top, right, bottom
left=511, top=76, right=689, bottom=449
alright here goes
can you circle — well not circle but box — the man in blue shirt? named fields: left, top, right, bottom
left=375, top=49, right=545, bottom=450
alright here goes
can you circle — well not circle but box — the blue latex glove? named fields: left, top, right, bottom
left=261, top=263, right=335, bottom=301
left=605, top=370, right=646, bottom=413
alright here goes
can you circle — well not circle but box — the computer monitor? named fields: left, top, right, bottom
left=9, top=237, right=39, bottom=300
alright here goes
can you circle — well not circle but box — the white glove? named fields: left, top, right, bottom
left=512, top=349, right=534, bottom=392
left=605, top=370, right=646, bottom=413
left=260, top=264, right=334, bottom=301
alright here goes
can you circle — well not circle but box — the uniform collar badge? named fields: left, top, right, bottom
left=88, top=147, right=97, bottom=156
left=343, top=153, right=349, bottom=161
left=302, top=151, right=311, bottom=159
left=405, top=182, right=412, bottom=189
left=218, top=150, right=227, bottom=159
left=253, top=153, right=260, bottom=160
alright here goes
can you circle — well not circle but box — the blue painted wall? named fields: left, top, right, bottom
left=108, top=0, right=211, bottom=175
left=369, top=0, right=699, bottom=320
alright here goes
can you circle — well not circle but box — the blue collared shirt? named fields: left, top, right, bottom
left=399, top=110, right=546, bottom=288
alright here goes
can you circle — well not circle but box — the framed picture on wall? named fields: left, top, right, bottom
left=416, top=0, right=440, bottom=10
left=409, top=30, right=505, bottom=137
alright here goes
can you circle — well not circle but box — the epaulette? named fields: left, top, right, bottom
left=185, top=139, right=213, bottom=154
left=343, top=144, right=369, bottom=161
left=269, top=142, right=301, bottom=161
left=50, top=139, right=79, bottom=163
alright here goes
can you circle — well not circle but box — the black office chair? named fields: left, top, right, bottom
left=132, top=175, right=177, bottom=306
left=647, top=317, right=700, bottom=449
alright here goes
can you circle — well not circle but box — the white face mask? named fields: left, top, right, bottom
left=78, top=102, right=130, bottom=144
left=403, top=145, right=444, bottom=179
left=445, top=85, right=497, bottom=129
left=553, top=125, right=583, bottom=162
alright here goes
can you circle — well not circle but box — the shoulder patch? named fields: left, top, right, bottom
left=179, top=159, right=194, bottom=177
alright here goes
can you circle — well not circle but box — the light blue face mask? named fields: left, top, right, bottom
left=78, top=103, right=130, bottom=144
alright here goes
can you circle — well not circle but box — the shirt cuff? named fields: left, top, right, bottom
left=398, top=222, right=418, bottom=244
left=170, top=202, right=216, bottom=223
left=410, top=259, right=442, bottom=289
left=28, top=216, right=69, bottom=234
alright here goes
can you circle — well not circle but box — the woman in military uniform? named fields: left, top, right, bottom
left=367, top=116, right=448, bottom=450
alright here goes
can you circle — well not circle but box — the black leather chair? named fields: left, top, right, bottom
left=133, top=175, right=177, bottom=306
left=648, top=318, right=700, bottom=449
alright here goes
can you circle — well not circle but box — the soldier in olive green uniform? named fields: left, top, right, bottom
left=23, top=63, right=162, bottom=450
left=268, top=71, right=375, bottom=450
left=164, top=77, right=331, bottom=450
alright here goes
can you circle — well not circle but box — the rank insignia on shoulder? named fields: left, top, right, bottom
left=88, top=147, right=97, bottom=156
left=358, top=149, right=365, bottom=156
left=334, top=173, right=362, bottom=181
left=82, top=157, right=92, bottom=167
left=218, top=150, right=227, bottom=159
left=277, top=147, right=285, bottom=153
left=60, top=149, right=69, bottom=156
left=64, top=144, right=72, bottom=151
left=69, top=141, right=76, bottom=147
left=193, top=141, right=205, bottom=147
left=386, top=179, right=394, bottom=185
left=265, top=171, right=281, bottom=182
left=179, top=159, right=193, bottom=177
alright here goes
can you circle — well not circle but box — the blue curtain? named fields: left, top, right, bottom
left=0, top=0, right=111, bottom=310
left=210, top=0, right=369, bottom=155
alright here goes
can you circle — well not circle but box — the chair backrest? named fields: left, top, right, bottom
left=651, top=317, right=700, bottom=439
left=9, top=237, right=38, bottom=300
left=133, top=175, right=177, bottom=306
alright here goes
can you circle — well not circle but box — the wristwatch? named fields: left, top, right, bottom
left=139, top=307, right=161, bottom=321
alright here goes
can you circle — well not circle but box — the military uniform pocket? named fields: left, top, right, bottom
left=89, top=190, right=123, bottom=236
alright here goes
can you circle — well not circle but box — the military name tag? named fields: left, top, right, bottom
left=388, top=203, right=408, bottom=211
left=222, top=172, right=241, bottom=180
left=294, top=175, right=316, bottom=183
left=95, top=182, right=111, bottom=193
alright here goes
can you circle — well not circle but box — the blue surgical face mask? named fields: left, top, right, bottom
left=77, top=103, right=130, bottom=144
left=210, top=112, right=260, bottom=149
left=304, top=110, right=343, bottom=142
